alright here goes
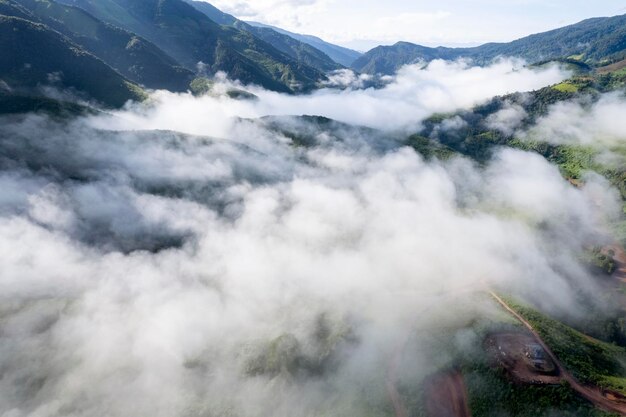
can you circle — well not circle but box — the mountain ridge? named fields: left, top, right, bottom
left=182, top=0, right=342, bottom=72
left=353, top=13, right=626, bottom=74
left=246, top=21, right=363, bottom=68
left=10, top=0, right=195, bottom=91
left=55, top=0, right=329, bottom=92
left=0, top=13, right=145, bottom=108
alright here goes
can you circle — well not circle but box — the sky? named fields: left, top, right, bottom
left=205, top=0, right=626, bottom=51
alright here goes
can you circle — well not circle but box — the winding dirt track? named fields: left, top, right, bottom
left=490, top=292, right=626, bottom=415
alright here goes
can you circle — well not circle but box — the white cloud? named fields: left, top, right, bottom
left=0, top=58, right=617, bottom=417
left=91, top=59, right=568, bottom=134
left=203, top=0, right=626, bottom=49
left=321, top=69, right=372, bottom=89
left=526, top=93, right=626, bottom=146
left=486, top=101, right=528, bottom=135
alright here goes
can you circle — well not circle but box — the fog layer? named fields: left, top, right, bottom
left=0, top=60, right=617, bottom=417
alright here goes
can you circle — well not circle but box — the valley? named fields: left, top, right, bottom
left=0, top=1, right=625, bottom=416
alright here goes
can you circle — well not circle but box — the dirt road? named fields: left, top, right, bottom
left=490, top=292, right=626, bottom=415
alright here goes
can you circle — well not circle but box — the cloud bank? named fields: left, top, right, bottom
left=90, top=59, right=569, bottom=135
left=526, top=92, right=626, bottom=147
left=0, top=60, right=617, bottom=417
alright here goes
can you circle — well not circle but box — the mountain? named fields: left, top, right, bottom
left=353, top=14, right=626, bottom=75
left=55, top=0, right=328, bottom=92
left=247, top=21, right=363, bottom=68
left=0, top=14, right=145, bottom=108
left=182, top=0, right=341, bottom=72
left=180, top=0, right=233, bottom=25
left=9, top=0, right=194, bottom=92
left=352, top=42, right=459, bottom=75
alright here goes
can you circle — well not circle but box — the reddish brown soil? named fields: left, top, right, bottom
left=424, top=371, right=472, bottom=417
left=490, top=292, right=626, bottom=415
left=485, top=332, right=561, bottom=385
left=597, top=59, right=626, bottom=74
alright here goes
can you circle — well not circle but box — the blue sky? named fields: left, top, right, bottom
left=206, top=0, right=626, bottom=50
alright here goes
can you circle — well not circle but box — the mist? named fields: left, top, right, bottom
left=88, top=59, right=569, bottom=135
left=525, top=92, right=626, bottom=147
left=0, top=59, right=619, bottom=417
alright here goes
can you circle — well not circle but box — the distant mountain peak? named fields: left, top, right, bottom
left=353, top=13, right=626, bottom=75
left=245, top=20, right=362, bottom=67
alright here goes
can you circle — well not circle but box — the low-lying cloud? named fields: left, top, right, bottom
left=526, top=92, right=626, bottom=147
left=0, top=59, right=617, bottom=417
left=89, top=59, right=569, bottom=135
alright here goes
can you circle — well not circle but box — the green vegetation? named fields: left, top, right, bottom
left=182, top=0, right=341, bottom=73
left=553, top=82, right=580, bottom=93
left=508, top=139, right=626, bottom=212
left=0, top=90, right=95, bottom=116
left=244, top=314, right=354, bottom=379
left=0, top=0, right=338, bottom=98
left=54, top=0, right=327, bottom=92
left=465, top=363, right=619, bottom=417
left=0, top=15, right=145, bottom=108
left=399, top=294, right=623, bottom=417
left=509, top=140, right=600, bottom=180
left=406, top=134, right=456, bottom=160
left=504, top=298, right=626, bottom=396
left=10, top=0, right=194, bottom=91
left=581, top=248, right=617, bottom=276
left=245, top=21, right=362, bottom=68
left=413, top=70, right=626, bottom=249
left=190, top=77, right=258, bottom=100
left=189, top=77, right=215, bottom=96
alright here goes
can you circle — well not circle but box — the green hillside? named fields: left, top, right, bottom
left=242, top=26, right=341, bottom=72
left=408, top=68, right=626, bottom=247
left=9, top=0, right=193, bottom=91
left=184, top=0, right=341, bottom=72
left=246, top=21, right=363, bottom=68
left=56, top=0, right=327, bottom=92
left=352, top=42, right=459, bottom=75
left=0, top=15, right=145, bottom=108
